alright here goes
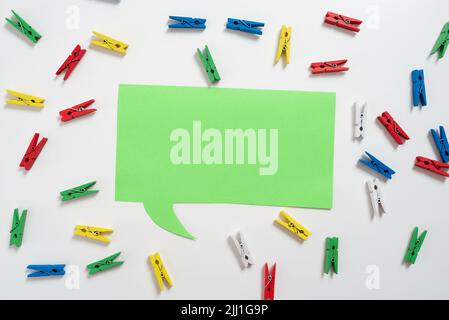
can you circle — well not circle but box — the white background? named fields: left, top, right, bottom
left=0, top=0, right=448, bottom=299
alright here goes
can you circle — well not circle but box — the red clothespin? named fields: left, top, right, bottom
left=263, top=263, right=276, bottom=300
left=56, top=44, right=86, bottom=81
left=20, top=133, right=48, bottom=170
left=59, top=99, right=96, bottom=122
left=415, top=156, right=449, bottom=177
left=377, top=111, right=410, bottom=145
left=310, top=60, right=349, bottom=74
left=324, top=11, right=362, bottom=33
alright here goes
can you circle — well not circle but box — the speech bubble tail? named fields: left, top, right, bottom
left=143, top=201, right=195, bottom=240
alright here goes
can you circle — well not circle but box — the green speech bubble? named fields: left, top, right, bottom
left=115, top=85, right=336, bottom=239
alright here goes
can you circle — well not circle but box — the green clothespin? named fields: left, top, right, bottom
left=405, top=227, right=427, bottom=264
left=60, top=181, right=98, bottom=201
left=10, top=208, right=27, bottom=247
left=197, top=45, right=221, bottom=84
left=5, top=10, right=41, bottom=43
left=86, top=252, right=124, bottom=275
left=324, top=237, right=338, bottom=274
left=431, top=22, right=449, bottom=59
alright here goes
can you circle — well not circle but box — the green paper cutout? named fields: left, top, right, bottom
left=115, top=85, right=336, bottom=239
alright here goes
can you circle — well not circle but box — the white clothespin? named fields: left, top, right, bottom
left=232, top=232, right=254, bottom=268
left=367, top=178, right=386, bottom=215
left=354, top=102, right=367, bottom=139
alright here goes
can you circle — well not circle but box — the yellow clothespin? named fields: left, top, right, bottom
left=275, top=25, right=292, bottom=64
left=149, top=252, right=172, bottom=291
left=91, top=31, right=128, bottom=54
left=5, top=89, right=44, bottom=108
left=74, top=225, right=113, bottom=243
left=275, top=211, right=311, bottom=240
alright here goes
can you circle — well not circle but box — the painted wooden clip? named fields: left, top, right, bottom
left=149, top=252, right=172, bottom=291
left=168, top=16, right=206, bottom=29
left=91, top=31, right=128, bottom=54
left=431, top=126, right=449, bottom=163
left=275, top=211, right=311, bottom=241
left=59, top=99, right=96, bottom=122
left=405, top=227, right=427, bottom=264
left=275, top=25, right=291, bottom=64
left=20, top=133, right=47, bottom=170
left=377, top=111, right=409, bottom=145
left=60, top=181, right=98, bottom=201
left=324, top=237, right=339, bottom=274
left=10, top=208, right=27, bottom=247
left=6, top=89, right=44, bottom=108
left=226, top=18, right=264, bottom=35
left=197, top=45, right=220, bottom=84
left=86, top=252, right=124, bottom=275
left=6, top=10, right=41, bottom=43
left=354, top=102, right=367, bottom=139
left=324, top=11, right=362, bottom=32
left=263, top=263, right=276, bottom=300
left=367, top=179, right=386, bottom=215
left=359, top=151, right=396, bottom=179
left=232, top=232, right=254, bottom=268
left=74, top=225, right=113, bottom=243
left=431, top=22, right=449, bottom=59
left=27, top=265, right=65, bottom=277
left=412, top=70, right=427, bottom=107
left=415, top=156, right=449, bottom=177
left=310, top=59, right=349, bottom=74
left=56, top=44, right=86, bottom=81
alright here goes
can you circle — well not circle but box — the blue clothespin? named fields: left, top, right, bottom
left=359, top=151, right=396, bottom=179
left=226, top=18, right=264, bottom=35
left=431, top=126, right=449, bottom=163
left=168, top=16, right=206, bottom=29
left=27, top=264, right=66, bottom=278
left=412, top=69, right=427, bottom=107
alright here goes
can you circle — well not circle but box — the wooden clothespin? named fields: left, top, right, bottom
left=359, top=151, right=396, bottom=179
left=59, top=99, right=96, bottom=122
left=86, top=252, right=124, bottom=275
left=415, top=156, right=449, bottom=178
left=91, top=31, right=128, bottom=54
left=324, top=11, right=362, bottom=33
left=324, top=237, right=339, bottom=274
left=5, top=10, right=41, bottom=43
left=431, top=126, right=449, bottom=163
left=405, top=227, right=427, bottom=264
left=275, top=25, right=291, bottom=64
left=197, top=45, right=221, bottom=84
left=6, top=89, right=44, bottom=108
left=378, top=111, right=409, bottom=145
left=275, top=211, right=311, bottom=241
left=20, top=133, right=48, bottom=170
left=226, top=18, right=264, bottom=35
left=74, top=225, right=113, bottom=243
left=60, top=181, right=98, bottom=201
left=354, top=102, right=367, bottom=139
left=56, top=44, right=86, bottom=81
left=367, top=179, right=386, bottom=215
left=10, top=208, right=27, bottom=247
left=149, top=252, right=172, bottom=291
left=412, top=70, right=427, bottom=107
left=431, top=22, right=449, bottom=59
left=310, top=59, right=349, bottom=74
left=27, top=265, right=65, bottom=278
left=263, top=263, right=276, bottom=300
left=232, top=232, right=254, bottom=268
left=168, top=16, right=206, bottom=29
